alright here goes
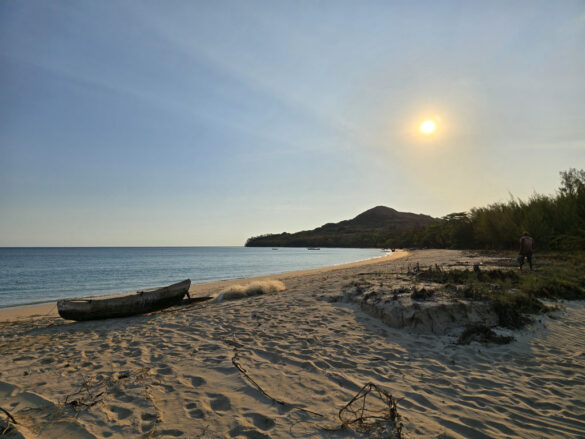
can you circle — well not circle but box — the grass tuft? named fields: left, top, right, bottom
left=457, top=324, right=514, bottom=345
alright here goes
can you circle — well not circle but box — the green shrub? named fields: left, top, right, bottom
left=458, top=324, right=514, bottom=345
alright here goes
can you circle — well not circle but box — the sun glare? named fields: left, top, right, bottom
left=420, top=120, right=436, bottom=134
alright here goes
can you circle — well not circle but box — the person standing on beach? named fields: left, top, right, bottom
left=519, top=232, right=534, bottom=271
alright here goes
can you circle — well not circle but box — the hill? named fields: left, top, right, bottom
left=245, top=206, right=438, bottom=248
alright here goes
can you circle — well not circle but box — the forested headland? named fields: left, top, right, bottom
left=246, top=169, right=585, bottom=251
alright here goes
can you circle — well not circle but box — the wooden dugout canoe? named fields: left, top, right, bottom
left=57, top=279, right=191, bottom=321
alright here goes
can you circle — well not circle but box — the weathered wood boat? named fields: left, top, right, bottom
left=57, top=279, right=191, bottom=321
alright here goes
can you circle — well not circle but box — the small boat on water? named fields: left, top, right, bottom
left=307, top=247, right=320, bottom=250
left=57, top=279, right=191, bottom=321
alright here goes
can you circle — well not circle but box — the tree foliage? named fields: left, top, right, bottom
left=405, top=169, right=585, bottom=250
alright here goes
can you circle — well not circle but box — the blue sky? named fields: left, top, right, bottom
left=1, top=1, right=584, bottom=246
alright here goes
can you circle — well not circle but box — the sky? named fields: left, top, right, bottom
left=1, top=1, right=584, bottom=246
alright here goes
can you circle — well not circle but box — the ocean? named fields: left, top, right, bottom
left=0, top=247, right=385, bottom=308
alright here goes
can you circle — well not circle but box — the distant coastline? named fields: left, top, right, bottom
left=246, top=206, right=437, bottom=248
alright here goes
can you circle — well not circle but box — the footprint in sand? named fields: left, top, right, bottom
left=185, top=402, right=205, bottom=418
left=156, top=365, right=174, bottom=375
left=245, top=413, right=276, bottom=431
left=185, top=375, right=206, bottom=387
left=208, top=393, right=231, bottom=411
left=229, top=425, right=271, bottom=439
left=127, top=348, right=141, bottom=358
left=158, top=429, right=185, bottom=437
left=108, top=405, right=132, bottom=420
left=199, top=343, right=221, bottom=352
left=13, top=355, right=34, bottom=362
left=141, top=412, right=158, bottom=421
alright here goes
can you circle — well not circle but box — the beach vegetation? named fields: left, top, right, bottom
left=490, top=290, right=548, bottom=329
left=410, top=287, right=434, bottom=301
left=412, top=257, right=584, bottom=331
left=457, top=324, right=514, bottom=345
left=415, top=251, right=585, bottom=302
left=417, top=264, right=519, bottom=284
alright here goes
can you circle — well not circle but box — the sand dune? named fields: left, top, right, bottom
left=1, top=250, right=584, bottom=438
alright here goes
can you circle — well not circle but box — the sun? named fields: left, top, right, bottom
left=420, top=120, right=436, bottom=134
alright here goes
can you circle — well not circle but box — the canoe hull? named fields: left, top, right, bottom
left=57, top=279, right=191, bottom=321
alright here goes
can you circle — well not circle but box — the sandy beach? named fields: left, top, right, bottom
left=1, top=249, right=584, bottom=438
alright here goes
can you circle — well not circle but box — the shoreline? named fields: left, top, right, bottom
left=0, top=250, right=406, bottom=322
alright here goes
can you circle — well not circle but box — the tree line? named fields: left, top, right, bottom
left=388, top=169, right=585, bottom=251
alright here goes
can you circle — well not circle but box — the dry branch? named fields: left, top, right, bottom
left=231, top=350, right=323, bottom=418
left=336, top=382, right=403, bottom=437
left=0, top=406, right=18, bottom=436
left=0, top=408, right=16, bottom=425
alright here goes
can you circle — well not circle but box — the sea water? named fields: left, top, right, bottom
left=0, top=247, right=384, bottom=308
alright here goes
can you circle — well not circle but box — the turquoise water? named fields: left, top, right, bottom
left=0, top=247, right=385, bottom=308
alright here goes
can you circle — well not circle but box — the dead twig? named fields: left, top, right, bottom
left=63, top=374, right=107, bottom=416
left=335, top=382, right=403, bottom=437
left=62, top=368, right=148, bottom=416
left=231, top=350, right=323, bottom=418
left=0, top=408, right=16, bottom=425
left=65, top=391, right=104, bottom=412
left=0, top=406, right=18, bottom=436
